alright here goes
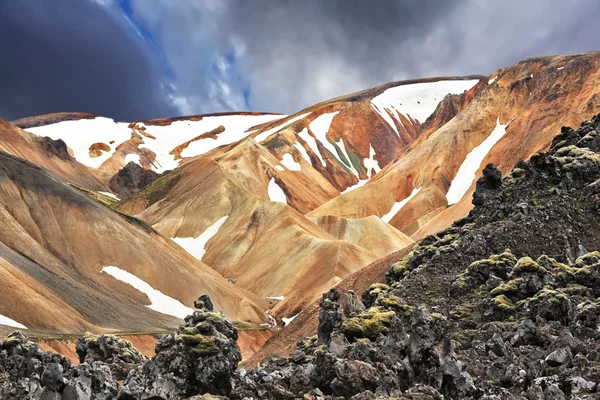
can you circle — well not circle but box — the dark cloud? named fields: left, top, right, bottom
left=2, top=0, right=600, bottom=119
left=0, top=0, right=178, bottom=121
left=125, top=0, right=600, bottom=115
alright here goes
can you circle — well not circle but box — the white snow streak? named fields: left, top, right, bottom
left=298, top=128, right=326, bottom=167
left=0, top=314, right=27, bottom=329
left=26, top=117, right=132, bottom=169
left=283, top=314, right=299, bottom=326
left=488, top=76, right=497, bottom=84
left=446, top=117, right=509, bottom=205
left=381, top=187, right=422, bottom=223
left=254, top=112, right=311, bottom=143
left=281, top=153, right=302, bottom=172
left=294, top=142, right=312, bottom=166
left=266, top=296, right=285, bottom=301
left=341, top=144, right=381, bottom=193
left=142, top=114, right=284, bottom=172
left=172, top=216, right=229, bottom=261
left=371, top=80, right=480, bottom=135
left=101, top=266, right=193, bottom=319
left=336, top=139, right=358, bottom=176
left=124, top=153, right=141, bottom=165
left=308, top=112, right=340, bottom=162
left=275, top=165, right=285, bottom=172
left=342, top=179, right=369, bottom=194
left=268, top=178, right=287, bottom=203
left=27, top=115, right=284, bottom=173
left=99, top=191, right=120, bottom=201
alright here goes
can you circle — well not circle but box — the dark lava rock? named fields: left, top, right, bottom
left=118, top=294, right=241, bottom=399
left=76, top=333, right=148, bottom=380
left=108, top=161, right=165, bottom=198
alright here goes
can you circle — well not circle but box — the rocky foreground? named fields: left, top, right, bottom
left=3, top=115, right=600, bottom=399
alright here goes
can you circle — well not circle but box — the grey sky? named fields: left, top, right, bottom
left=1, top=0, right=598, bottom=120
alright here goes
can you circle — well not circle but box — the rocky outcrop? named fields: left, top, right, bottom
left=76, top=333, right=148, bottom=380
left=108, top=161, right=163, bottom=198
left=118, top=295, right=241, bottom=399
left=0, top=331, right=119, bottom=400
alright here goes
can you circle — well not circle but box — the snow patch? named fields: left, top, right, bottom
left=0, top=313, right=27, bottom=329
left=371, top=80, right=480, bottom=135
left=488, top=76, right=497, bottom=84
left=294, top=142, right=312, bottom=165
left=275, top=165, right=285, bottom=172
left=557, top=66, right=565, bottom=71
left=254, top=112, right=311, bottom=143
left=101, top=266, right=193, bottom=319
left=26, top=117, right=132, bottom=169
left=446, top=117, right=509, bottom=205
left=124, top=153, right=141, bottom=165
left=381, top=187, right=422, bottom=223
left=27, top=114, right=284, bottom=173
left=342, top=179, right=369, bottom=194
left=335, top=138, right=357, bottom=175
left=364, top=144, right=380, bottom=177
left=268, top=178, right=287, bottom=203
left=266, top=296, right=285, bottom=301
left=172, top=216, right=229, bottom=261
left=298, top=128, right=326, bottom=167
left=283, top=314, right=299, bottom=326
left=99, top=191, right=120, bottom=201
left=265, top=310, right=277, bottom=327
left=308, top=112, right=341, bottom=163
left=281, top=153, right=302, bottom=172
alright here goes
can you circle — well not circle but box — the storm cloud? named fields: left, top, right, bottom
left=1, top=0, right=599, bottom=120
left=0, top=0, right=177, bottom=121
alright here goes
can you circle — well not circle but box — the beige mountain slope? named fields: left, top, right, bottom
left=116, top=139, right=408, bottom=318
left=310, top=52, right=600, bottom=237
left=246, top=76, right=482, bottom=197
left=0, top=118, right=107, bottom=191
left=0, top=151, right=267, bottom=332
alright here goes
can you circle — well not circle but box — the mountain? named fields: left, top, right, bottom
left=310, top=52, right=600, bottom=240
left=0, top=150, right=267, bottom=332
left=1, top=51, right=600, bottom=361
left=4, top=111, right=600, bottom=398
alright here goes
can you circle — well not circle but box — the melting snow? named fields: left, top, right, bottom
left=298, top=128, right=326, bottom=167
left=124, top=153, right=141, bottom=165
left=283, top=314, right=299, bottom=326
left=26, top=117, right=132, bottom=169
left=446, top=117, right=509, bottom=205
left=268, top=178, right=287, bottom=203
left=364, top=144, right=380, bottom=177
left=381, top=187, right=422, bottom=223
left=254, top=112, right=311, bottom=143
left=280, top=153, right=302, bottom=172
left=99, top=191, right=120, bottom=201
left=341, top=144, right=381, bottom=193
left=342, top=179, right=369, bottom=194
left=172, top=216, right=229, bottom=261
left=266, top=296, right=285, bottom=301
left=336, top=139, right=358, bottom=176
left=265, top=310, right=277, bottom=327
left=371, top=80, right=480, bottom=136
left=27, top=115, right=284, bottom=173
left=294, top=142, right=312, bottom=165
left=0, top=313, right=27, bottom=329
left=308, top=112, right=341, bottom=163
left=143, top=114, right=284, bottom=172
left=488, top=76, right=497, bottom=84
left=101, top=266, right=193, bottom=319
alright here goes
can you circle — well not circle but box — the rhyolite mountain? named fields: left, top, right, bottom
left=3, top=112, right=600, bottom=398
left=0, top=51, right=600, bottom=397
